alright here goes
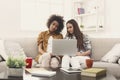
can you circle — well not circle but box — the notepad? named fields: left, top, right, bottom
left=60, top=68, right=81, bottom=73
left=25, top=68, right=56, bottom=77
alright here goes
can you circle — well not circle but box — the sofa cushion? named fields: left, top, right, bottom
left=0, top=61, right=7, bottom=73
left=93, top=61, right=120, bottom=78
left=4, top=37, right=38, bottom=58
left=101, top=43, right=120, bottom=63
left=0, top=40, right=8, bottom=60
left=90, top=38, right=120, bottom=61
left=118, top=59, right=120, bottom=64
left=0, top=55, right=3, bottom=62
left=4, top=40, right=26, bottom=58
left=0, top=39, right=26, bottom=61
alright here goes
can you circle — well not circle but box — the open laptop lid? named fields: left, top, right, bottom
left=52, top=39, right=77, bottom=56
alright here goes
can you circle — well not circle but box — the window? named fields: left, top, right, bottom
left=21, top=0, right=64, bottom=31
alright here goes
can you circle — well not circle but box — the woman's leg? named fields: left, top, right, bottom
left=75, top=56, right=90, bottom=68
left=50, top=56, right=60, bottom=69
left=38, top=53, right=51, bottom=67
left=70, top=56, right=82, bottom=69
left=61, top=55, right=71, bottom=68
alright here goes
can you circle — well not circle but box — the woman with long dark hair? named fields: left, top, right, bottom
left=62, top=19, right=92, bottom=69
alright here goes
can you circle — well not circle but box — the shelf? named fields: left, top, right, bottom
left=80, top=27, right=104, bottom=32
left=74, top=0, right=88, bottom=4
left=75, top=12, right=97, bottom=17
left=73, top=0, right=104, bottom=32
left=80, top=28, right=96, bottom=32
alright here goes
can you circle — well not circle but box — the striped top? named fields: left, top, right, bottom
left=65, top=34, right=92, bottom=53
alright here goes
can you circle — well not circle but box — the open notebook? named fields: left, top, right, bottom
left=25, top=68, right=56, bottom=77
left=60, top=68, right=82, bottom=73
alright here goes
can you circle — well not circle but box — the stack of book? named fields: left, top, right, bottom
left=81, top=68, right=106, bottom=80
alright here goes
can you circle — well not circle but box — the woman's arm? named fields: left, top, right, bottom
left=37, top=32, right=47, bottom=54
left=76, top=35, right=92, bottom=56
left=76, top=50, right=91, bottom=56
left=38, top=43, right=46, bottom=55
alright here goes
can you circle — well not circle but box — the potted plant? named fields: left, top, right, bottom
left=6, top=57, right=26, bottom=77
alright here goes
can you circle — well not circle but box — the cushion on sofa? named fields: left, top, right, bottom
left=101, top=43, right=120, bottom=63
left=0, top=61, right=8, bottom=72
left=0, top=55, right=3, bottom=62
left=4, top=40, right=26, bottom=58
left=0, top=40, right=8, bottom=60
left=0, top=40, right=26, bottom=60
left=118, top=59, right=120, bottom=64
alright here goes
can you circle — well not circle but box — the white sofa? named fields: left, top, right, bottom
left=0, top=37, right=120, bottom=80
left=90, top=38, right=120, bottom=80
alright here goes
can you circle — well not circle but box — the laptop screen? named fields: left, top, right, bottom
left=52, top=39, right=77, bottom=56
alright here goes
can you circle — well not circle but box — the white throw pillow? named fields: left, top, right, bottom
left=0, top=40, right=8, bottom=60
left=4, top=40, right=26, bottom=58
left=0, top=55, right=3, bottom=62
left=118, top=59, right=120, bottom=64
left=101, top=43, right=120, bottom=63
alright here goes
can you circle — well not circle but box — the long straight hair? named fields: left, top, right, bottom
left=66, top=19, right=85, bottom=51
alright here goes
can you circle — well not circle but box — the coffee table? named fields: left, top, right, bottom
left=0, top=70, right=23, bottom=80
left=0, top=68, right=117, bottom=80
left=23, top=68, right=117, bottom=80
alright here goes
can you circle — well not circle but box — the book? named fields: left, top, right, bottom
left=60, top=68, right=81, bottom=73
left=81, top=68, right=106, bottom=77
left=25, top=68, right=56, bottom=77
left=81, top=76, right=106, bottom=80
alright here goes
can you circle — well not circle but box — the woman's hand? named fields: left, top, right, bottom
left=76, top=50, right=91, bottom=56
left=76, top=52, right=82, bottom=56
left=50, top=53, right=54, bottom=56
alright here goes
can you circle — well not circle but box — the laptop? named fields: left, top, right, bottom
left=52, top=39, right=77, bottom=56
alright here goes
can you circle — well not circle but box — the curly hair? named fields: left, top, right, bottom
left=47, top=14, right=64, bottom=34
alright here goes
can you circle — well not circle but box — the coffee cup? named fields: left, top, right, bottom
left=86, top=59, right=93, bottom=68
left=26, top=57, right=32, bottom=68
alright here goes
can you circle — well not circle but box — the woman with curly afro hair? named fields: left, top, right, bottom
left=35, top=14, right=64, bottom=69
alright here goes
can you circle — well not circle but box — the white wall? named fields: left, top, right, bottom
left=0, top=0, right=40, bottom=38
left=105, top=0, right=120, bottom=35
left=0, top=0, right=73, bottom=38
left=0, top=0, right=120, bottom=38
left=83, top=0, right=120, bottom=38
